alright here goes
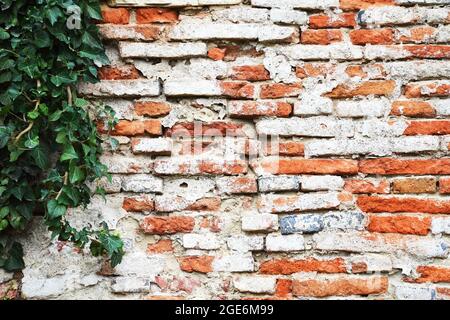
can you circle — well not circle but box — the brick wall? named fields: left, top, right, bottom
left=3, top=0, right=450, bottom=300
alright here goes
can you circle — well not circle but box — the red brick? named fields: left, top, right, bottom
left=230, top=65, right=270, bottom=81
left=345, top=65, right=367, bottom=78
left=219, top=81, right=255, bottom=99
left=256, top=159, right=358, bottom=175
left=134, top=101, right=171, bottom=117
left=155, top=158, right=248, bottom=176
left=187, top=197, right=221, bottom=211
left=357, top=196, right=450, bottom=214
left=367, top=214, right=431, bottom=235
left=325, top=80, right=396, bottom=98
left=391, top=101, right=436, bottom=118
left=208, top=47, right=227, bottom=61
left=98, top=65, right=140, bottom=80
left=301, top=29, right=343, bottom=45
left=165, top=122, right=245, bottom=137
left=218, top=177, right=258, bottom=194
left=392, top=178, right=436, bottom=194
left=405, top=266, right=450, bottom=284
left=359, top=158, right=450, bottom=175
left=229, top=101, right=292, bottom=118
left=404, top=82, right=450, bottom=98
left=122, top=196, right=155, bottom=212
left=136, top=8, right=179, bottom=24
left=260, top=258, right=346, bottom=275
left=398, top=26, right=436, bottom=43
left=344, top=179, right=390, bottom=194
left=292, top=276, right=388, bottom=297
left=110, top=120, right=162, bottom=136
left=147, top=239, right=173, bottom=254
left=100, top=6, right=130, bottom=24
left=179, top=256, right=214, bottom=273
left=296, top=63, right=335, bottom=79
left=265, top=141, right=305, bottom=157
left=440, top=178, right=450, bottom=194
left=275, top=279, right=292, bottom=298
left=405, top=45, right=450, bottom=59
left=309, top=13, right=356, bottom=29
left=404, top=120, right=450, bottom=135
left=260, top=83, right=302, bottom=99
left=340, top=0, right=395, bottom=10
left=140, top=216, right=195, bottom=234
left=351, top=262, right=368, bottom=274
left=350, top=29, right=394, bottom=45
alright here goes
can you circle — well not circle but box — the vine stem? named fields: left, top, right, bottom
left=55, top=172, right=68, bottom=201
left=15, top=80, right=41, bottom=143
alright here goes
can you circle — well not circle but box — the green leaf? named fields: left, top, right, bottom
left=27, top=110, right=40, bottom=120
left=3, top=242, right=25, bottom=272
left=46, top=200, right=66, bottom=219
left=0, top=27, right=9, bottom=40
left=0, top=126, right=10, bottom=148
left=69, top=166, right=85, bottom=184
left=34, top=30, right=51, bottom=48
left=31, top=145, right=50, bottom=169
left=0, top=207, right=9, bottom=219
left=0, top=219, right=8, bottom=231
left=24, top=135, right=39, bottom=149
left=45, top=6, right=63, bottom=25
left=60, top=144, right=78, bottom=161
left=49, top=110, right=63, bottom=121
left=85, top=3, right=102, bottom=20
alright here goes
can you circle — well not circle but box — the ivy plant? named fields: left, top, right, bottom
left=0, top=0, right=124, bottom=272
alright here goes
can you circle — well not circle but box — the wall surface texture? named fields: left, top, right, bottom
left=2, top=0, right=450, bottom=300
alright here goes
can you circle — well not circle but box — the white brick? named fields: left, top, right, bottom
left=335, top=99, right=390, bottom=118
left=431, top=217, right=450, bottom=234
left=164, top=80, right=221, bottom=97
left=279, top=44, right=363, bottom=61
left=301, top=175, right=344, bottom=191
left=100, top=154, right=153, bottom=174
left=256, top=117, right=355, bottom=137
left=385, top=60, right=450, bottom=81
left=182, top=234, right=221, bottom=250
left=233, top=276, right=276, bottom=294
left=259, top=192, right=340, bottom=213
left=360, top=7, right=450, bottom=26
left=266, top=234, right=305, bottom=252
left=78, top=80, right=160, bottom=97
left=294, top=95, right=333, bottom=116
left=121, top=174, right=163, bottom=193
left=119, top=42, right=207, bottom=59
left=394, top=284, right=435, bottom=300
left=111, top=277, right=151, bottom=293
left=270, top=9, right=308, bottom=25
left=258, top=176, right=301, bottom=192
left=350, top=254, right=393, bottom=273
left=252, top=0, right=339, bottom=9
left=213, top=254, right=255, bottom=272
left=109, top=0, right=242, bottom=6
left=212, top=7, right=269, bottom=23
left=241, top=213, right=279, bottom=232
left=258, top=25, right=297, bottom=42
left=131, top=138, right=173, bottom=155
left=98, top=25, right=159, bottom=41
left=227, top=235, right=265, bottom=252
left=170, top=21, right=259, bottom=40
left=433, top=99, right=450, bottom=116
left=364, top=46, right=410, bottom=61
left=322, top=212, right=366, bottom=231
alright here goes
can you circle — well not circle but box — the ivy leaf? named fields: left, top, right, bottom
left=69, top=166, right=85, bottom=184
left=31, top=144, right=50, bottom=169
left=60, top=144, right=78, bottom=161
left=3, top=242, right=25, bottom=272
left=0, top=126, right=10, bottom=148
left=34, top=30, right=51, bottom=48
left=46, top=200, right=66, bottom=219
left=45, top=6, right=62, bottom=25
left=85, top=3, right=102, bottom=20
left=0, top=27, right=9, bottom=40
left=24, top=135, right=39, bottom=149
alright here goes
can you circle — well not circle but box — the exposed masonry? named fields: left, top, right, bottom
left=3, top=0, right=450, bottom=300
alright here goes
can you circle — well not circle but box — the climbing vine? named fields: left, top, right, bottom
left=0, top=0, right=124, bottom=272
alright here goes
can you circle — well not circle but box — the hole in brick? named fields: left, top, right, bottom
left=180, top=182, right=188, bottom=188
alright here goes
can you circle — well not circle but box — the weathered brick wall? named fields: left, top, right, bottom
left=3, top=0, right=450, bottom=300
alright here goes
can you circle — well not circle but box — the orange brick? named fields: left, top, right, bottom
left=351, top=262, right=368, bottom=274
left=367, top=214, right=431, bottom=235
left=230, top=65, right=270, bottom=81
left=350, top=29, right=394, bottom=45
left=100, top=6, right=130, bottom=24
left=357, top=196, right=450, bottom=214
left=392, top=178, right=436, bottom=194
left=404, top=82, right=450, bottom=98
left=208, top=47, right=227, bottom=61
left=296, top=63, right=335, bottom=78
left=275, top=279, right=292, bottom=298
left=147, top=239, right=173, bottom=254
left=260, top=258, right=346, bottom=275
left=301, top=29, right=343, bottom=45
left=179, top=256, right=214, bottom=273
left=404, top=121, right=450, bottom=135
left=98, top=65, right=139, bottom=80
left=405, top=45, right=450, bottom=59
left=398, top=26, right=436, bottom=43
left=134, top=101, right=171, bottom=117
left=187, top=197, right=221, bottom=211
left=440, top=178, right=450, bottom=194
left=292, top=276, right=388, bottom=297
left=391, top=101, right=436, bottom=118
left=260, top=83, right=302, bottom=99
left=140, top=216, right=195, bottom=234
left=255, top=159, right=358, bottom=175
left=229, top=101, right=292, bottom=118
left=122, top=197, right=155, bottom=212
left=345, top=65, right=367, bottom=78
left=344, top=179, right=390, bottom=194
left=405, top=266, right=450, bottom=284
left=309, top=13, right=356, bottom=28
left=110, top=120, right=162, bottom=136
left=265, top=141, right=305, bottom=157
left=340, top=0, right=395, bottom=10
left=219, top=81, right=255, bottom=99
left=136, top=8, right=179, bottom=24
left=325, top=80, right=396, bottom=98
left=359, top=158, right=450, bottom=175
left=165, top=122, right=245, bottom=137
